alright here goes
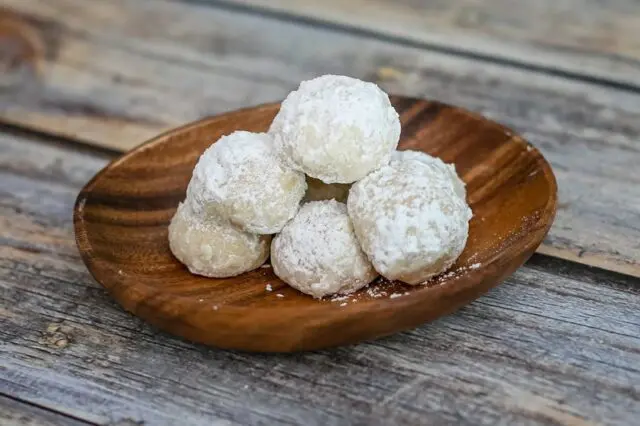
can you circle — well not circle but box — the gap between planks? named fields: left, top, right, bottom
left=0, top=393, right=96, bottom=426
left=211, top=0, right=640, bottom=90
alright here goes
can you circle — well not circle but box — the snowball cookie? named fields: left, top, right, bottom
left=348, top=158, right=473, bottom=284
left=303, top=176, right=351, bottom=204
left=169, top=202, right=270, bottom=278
left=271, top=200, right=378, bottom=299
left=269, top=75, right=401, bottom=184
left=186, top=131, right=306, bottom=234
left=392, top=150, right=467, bottom=200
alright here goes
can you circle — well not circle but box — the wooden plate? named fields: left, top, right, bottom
left=74, top=96, right=557, bottom=352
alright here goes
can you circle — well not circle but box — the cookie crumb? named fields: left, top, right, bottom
left=376, top=66, right=404, bottom=81
left=55, top=339, right=69, bottom=348
left=276, top=293, right=285, bottom=298
left=41, top=322, right=72, bottom=349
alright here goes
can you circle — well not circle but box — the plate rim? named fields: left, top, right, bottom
left=73, top=96, right=558, bottom=350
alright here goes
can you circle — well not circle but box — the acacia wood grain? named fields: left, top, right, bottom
left=2, top=128, right=638, bottom=424
left=1, top=0, right=639, bottom=276
left=73, top=98, right=557, bottom=352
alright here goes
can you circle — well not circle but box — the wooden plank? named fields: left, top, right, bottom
left=1, top=0, right=639, bottom=275
left=1, top=129, right=639, bottom=425
left=222, top=0, right=640, bottom=87
left=0, top=396, right=92, bottom=426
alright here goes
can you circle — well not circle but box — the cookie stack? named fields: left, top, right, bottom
left=169, top=75, right=472, bottom=298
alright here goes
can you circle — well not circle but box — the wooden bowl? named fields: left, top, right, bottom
left=74, top=96, right=557, bottom=352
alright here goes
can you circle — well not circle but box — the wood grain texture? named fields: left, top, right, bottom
left=73, top=98, right=557, bottom=352
left=223, top=0, right=640, bottom=87
left=0, top=396, right=91, bottom=426
left=1, top=0, right=639, bottom=276
left=2, top=128, right=639, bottom=424
left=1, top=0, right=639, bottom=149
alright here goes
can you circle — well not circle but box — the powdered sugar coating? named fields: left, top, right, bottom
left=348, top=156, right=473, bottom=284
left=168, top=203, right=270, bottom=278
left=303, top=176, right=351, bottom=204
left=269, top=75, right=401, bottom=183
left=186, top=131, right=306, bottom=234
left=391, top=150, right=467, bottom=200
left=271, top=200, right=378, bottom=299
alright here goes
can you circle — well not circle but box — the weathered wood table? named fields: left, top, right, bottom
left=1, top=1, right=639, bottom=424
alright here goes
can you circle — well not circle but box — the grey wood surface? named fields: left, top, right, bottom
left=1, top=0, right=640, bottom=276
left=1, top=129, right=639, bottom=425
left=0, top=395, right=91, bottom=426
left=223, top=0, right=640, bottom=87
left=2, top=0, right=640, bottom=424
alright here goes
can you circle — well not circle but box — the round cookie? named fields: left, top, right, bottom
left=303, top=176, right=351, bottom=204
left=169, top=202, right=271, bottom=278
left=271, top=200, right=378, bottom=299
left=186, top=131, right=306, bottom=235
left=391, top=150, right=467, bottom=200
left=269, top=75, right=401, bottom=184
left=347, top=156, right=472, bottom=284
